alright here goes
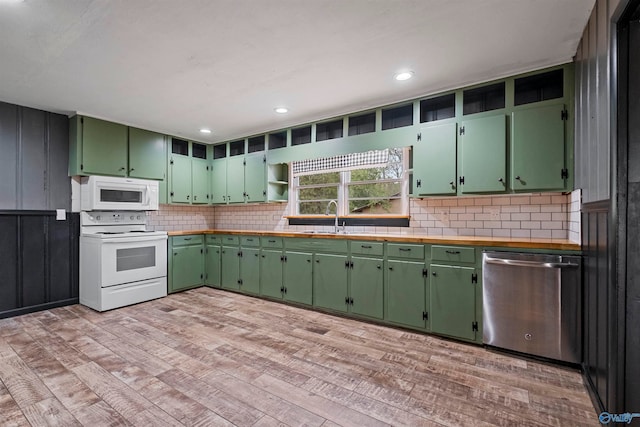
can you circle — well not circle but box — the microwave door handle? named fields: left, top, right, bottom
left=145, top=185, right=150, bottom=206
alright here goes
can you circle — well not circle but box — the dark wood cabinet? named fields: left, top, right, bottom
left=0, top=212, right=79, bottom=318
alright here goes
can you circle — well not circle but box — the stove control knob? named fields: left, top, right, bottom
left=96, top=215, right=101, bottom=220
left=130, top=215, right=134, bottom=220
left=136, top=215, right=142, bottom=220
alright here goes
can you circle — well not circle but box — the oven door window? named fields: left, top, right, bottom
left=117, top=246, right=156, bottom=271
left=100, top=189, right=142, bottom=203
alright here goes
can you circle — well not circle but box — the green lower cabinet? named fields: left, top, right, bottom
left=170, top=242, right=204, bottom=293
left=240, top=247, right=260, bottom=294
left=283, top=251, right=313, bottom=305
left=260, top=249, right=284, bottom=299
left=313, top=253, right=349, bottom=313
left=386, top=260, right=429, bottom=329
left=349, top=256, right=384, bottom=320
left=221, top=245, right=241, bottom=291
left=430, top=264, right=478, bottom=341
left=204, top=243, right=221, bottom=287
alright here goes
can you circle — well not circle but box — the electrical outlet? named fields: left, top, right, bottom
left=487, top=207, right=501, bottom=220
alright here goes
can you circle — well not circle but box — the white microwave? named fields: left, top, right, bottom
left=80, top=176, right=159, bottom=211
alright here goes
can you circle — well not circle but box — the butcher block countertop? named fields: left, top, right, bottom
left=167, top=229, right=580, bottom=251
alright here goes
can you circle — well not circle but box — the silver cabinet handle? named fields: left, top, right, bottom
left=484, top=257, right=579, bottom=269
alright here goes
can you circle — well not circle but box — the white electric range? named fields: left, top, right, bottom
left=79, top=211, right=167, bottom=311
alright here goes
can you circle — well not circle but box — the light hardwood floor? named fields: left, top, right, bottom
left=0, top=288, right=597, bottom=426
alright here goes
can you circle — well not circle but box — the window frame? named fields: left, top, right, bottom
left=288, top=147, right=410, bottom=219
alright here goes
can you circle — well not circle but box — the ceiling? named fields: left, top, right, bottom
left=0, top=0, right=595, bottom=144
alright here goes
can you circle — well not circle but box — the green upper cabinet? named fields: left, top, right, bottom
left=511, top=103, right=567, bottom=191
left=191, top=158, right=209, bottom=204
left=128, top=127, right=166, bottom=180
left=210, top=158, right=227, bottom=204
left=413, top=122, right=457, bottom=195
left=169, top=154, right=192, bottom=203
left=226, top=155, right=246, bottom=204
left=244, top=153, right=266, bottom=203
left=168, top=139, right=211, bottom=205
left=69, top=116, right=128, bottom=176
left=459, top=115, right=507, bottom=194
left=429, top=264, right=478, bottom=341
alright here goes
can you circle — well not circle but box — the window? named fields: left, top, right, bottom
left=290, top=148, right=408, bottom=217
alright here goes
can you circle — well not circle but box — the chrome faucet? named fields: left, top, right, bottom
left=325, top=199, right=339, bottom=233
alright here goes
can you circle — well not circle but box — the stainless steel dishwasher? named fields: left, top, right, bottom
left=482, top=251, right=581, bottom=363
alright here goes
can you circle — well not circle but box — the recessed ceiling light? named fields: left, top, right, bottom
left=394, top=71, right=414, bottom=81
left=199, top=128, right=212, bottom=134
left=274, top=107, right=288, bottom=114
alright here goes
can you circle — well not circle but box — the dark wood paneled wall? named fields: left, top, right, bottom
left=581, top=202, right=617, bottom=412
left=0, top=212, right=79, bottom=319
left=0, top=101, right=70, bottom=210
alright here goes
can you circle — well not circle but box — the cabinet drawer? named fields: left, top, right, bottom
left=387, top=243, right=425, bottom=259
left=205, top=235, right=221, bottom=245
left=241, top=236, right=260, bottom=247
left=220, top=235, right=239, bottom=245
left=285, top=238, right=348, bottom=253
left=261, top=236, right=283, bottom=249
left=431, top=245, right=476, bottom=264
left=350, top=241, right=384, bottom=256
left=172, top=235, right=203, bottom=246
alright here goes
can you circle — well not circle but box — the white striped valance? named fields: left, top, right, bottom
left=292, top=149, right=390, bottom=176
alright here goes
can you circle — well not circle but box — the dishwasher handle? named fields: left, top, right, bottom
left=484, top=257, right=579, bottom=269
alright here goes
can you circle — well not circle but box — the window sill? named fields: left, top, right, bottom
left=286, top=215, right=410, bottom=227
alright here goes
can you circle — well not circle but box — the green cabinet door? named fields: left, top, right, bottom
left=260, top=249, right=284, bottom=299
left=511, top=103, right=566, bottom=191
left=171, top=245, right=204, bottom=292
left=81, top=117, right=128, bottom=176
left=459, top=115, right=507, bottom=193
left=244, top=153, right=266, bottom=203
left=205, top=244, right=221, bottom=288
left=128, top=127, right=166, bottom=180
left=240, top=247, right=260, bottom=295
left=430, top=264, right=477, bottom=341
left=350, top=256, right=384, bottom=319
left=170, top=155, right=192, bottom=203
left=386, top=260, right=427, bottom=329
left=413, top=123, right=457, bottom=195
left=221, top=246, right=241, bottom=291
left=210, top=158, right=227, bottom=204
left=226, top=156, right=245, bottom=203
left=283, top=251, right=313, bottom=305
left=191, top=158, right=209, bottom=204
left=313, top=253, right=349, bottom=313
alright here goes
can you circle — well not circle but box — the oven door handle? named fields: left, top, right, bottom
left=101, top=235, right=168, bottom=244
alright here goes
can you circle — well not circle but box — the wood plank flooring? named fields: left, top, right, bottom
left=0, top=288, right=598, bottom=426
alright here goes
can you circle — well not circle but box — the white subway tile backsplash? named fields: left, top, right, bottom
left=156, top=191, right=575, bottom=241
